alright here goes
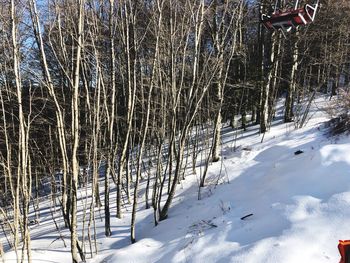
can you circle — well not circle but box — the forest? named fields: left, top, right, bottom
left=0, top=0, right=349, bottom=262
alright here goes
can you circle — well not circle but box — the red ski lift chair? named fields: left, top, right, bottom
left=338, top=240, right=350, bottom=263
left=261, top=0, right=319, bottom=33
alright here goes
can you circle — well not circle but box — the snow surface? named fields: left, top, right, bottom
left=3, top=94, right=350, bottom=263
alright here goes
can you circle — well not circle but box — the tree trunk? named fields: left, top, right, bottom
left=285, top=31, right=299, bottom=122
left=71, top=0, right=84, bottom=261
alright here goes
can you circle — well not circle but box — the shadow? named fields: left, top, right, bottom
left=143, top=134, right=350, bottom=262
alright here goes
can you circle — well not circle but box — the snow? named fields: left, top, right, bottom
left=3, top=94, right=350, bottom=263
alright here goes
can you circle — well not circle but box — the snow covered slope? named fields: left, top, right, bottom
left=4, top=95, right=350, bottom=263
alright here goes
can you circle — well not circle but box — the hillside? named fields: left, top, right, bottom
left=3, top=95, right=350, bottom=263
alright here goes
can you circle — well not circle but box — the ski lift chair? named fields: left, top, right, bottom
left=261, top=0, right=319, bottom=33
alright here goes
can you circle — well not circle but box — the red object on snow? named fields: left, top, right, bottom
left=338, top=240, right=350, bottom=263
